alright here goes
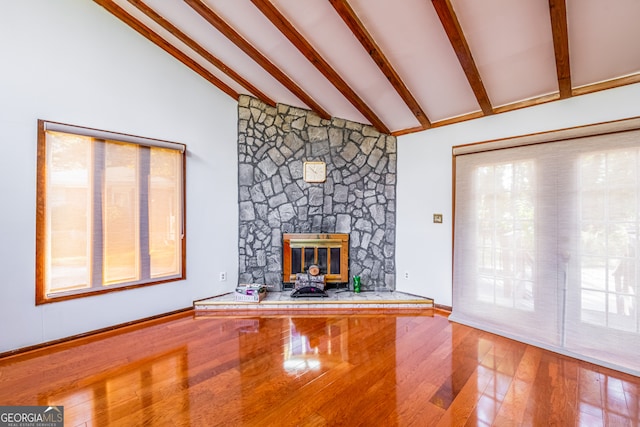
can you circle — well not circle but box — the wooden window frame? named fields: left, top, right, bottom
left=35, top=120, right=187, bottom=305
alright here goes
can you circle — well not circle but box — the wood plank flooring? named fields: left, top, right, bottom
left=1, top=310, right=638, bottom=426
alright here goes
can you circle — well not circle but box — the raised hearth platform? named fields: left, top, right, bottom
left=195, top=289, right=434, bottom=313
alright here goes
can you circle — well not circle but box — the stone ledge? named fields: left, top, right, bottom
left=194, top=290, right=434, bottom=312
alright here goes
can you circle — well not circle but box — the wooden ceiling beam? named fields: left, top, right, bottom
left=328, top=0, right=431, bottom=129
left=548, top=0, right=572, bottom=98
left=572, top=73, right=640, bottom=97
left=93, top=0, right=238, bottom=100
left=127, top=0, right=275, bottom=106
left=392, top=111, right=486, bottom=136
left=251, top=0, right=391, bottom=134
left=431, top=0, right=493, bottom=116
left=184, top=0, right=331, bottom=119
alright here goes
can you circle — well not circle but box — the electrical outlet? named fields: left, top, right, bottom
left=219, top=272, right=227, bottom=282
left=404, top=271, right=410, bottom=280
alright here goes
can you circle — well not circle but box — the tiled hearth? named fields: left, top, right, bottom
left=195, top=289, right=433, bottom=312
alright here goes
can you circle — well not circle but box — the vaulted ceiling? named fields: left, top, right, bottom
left=95, top=0, right=640, bottom=136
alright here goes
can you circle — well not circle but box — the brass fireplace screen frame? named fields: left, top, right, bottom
left=282, top=233, right=349, bottom=284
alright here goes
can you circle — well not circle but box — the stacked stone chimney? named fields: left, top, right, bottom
left=237, top=95, right=397, bottom=291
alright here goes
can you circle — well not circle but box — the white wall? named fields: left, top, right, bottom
left=396, top=83, right=640, bottom=306
left=0, top=1, right=239, bottom=352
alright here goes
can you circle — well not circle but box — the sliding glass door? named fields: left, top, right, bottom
left=453, top=144, right=560, bottom=346
left=564, top=140, right=640, bottom=369
left=452, top=121, right=640, bottom=375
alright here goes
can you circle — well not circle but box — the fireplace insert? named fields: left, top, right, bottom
left=282, top=233, right=349, bottom=288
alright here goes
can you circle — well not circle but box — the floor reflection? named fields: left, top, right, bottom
left=2, top=313, right=639, bottom=426
left=37, top=348, right=190, bottom=426
left=283, top=318, right=348, bottom=374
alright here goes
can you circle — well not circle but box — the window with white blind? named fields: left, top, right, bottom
left=36, top=120, right=185, bottom=304
left=452, top=117, right=640, bottom=376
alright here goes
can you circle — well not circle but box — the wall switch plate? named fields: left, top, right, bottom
left=219, top=272, right=227, bottom=281
left=433, top=214, right=443, bottom=223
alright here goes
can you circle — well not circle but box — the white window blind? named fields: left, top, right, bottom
left=451, top=118, right=640, bottom=376
left=38, top=121, right=185, bottom=302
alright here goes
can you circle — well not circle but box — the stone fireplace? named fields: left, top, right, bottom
left=237, top=95, right=397, bottom=291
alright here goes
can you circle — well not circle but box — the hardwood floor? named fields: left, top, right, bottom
left=1, top=310, right=638, bottom=426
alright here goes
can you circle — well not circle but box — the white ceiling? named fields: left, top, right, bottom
left=97, top=0, right=640, bottom=135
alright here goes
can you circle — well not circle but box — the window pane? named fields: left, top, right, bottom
left=608, top=293, right=636, bottom=332
left=304, top=248, right=315, bottom=271
left=330, top=248, right=341, bottom=274
left=317, top=247, right=327, bottom=274
left=579, top=256, right=607, bottom=291
left=103, top=141, right=139, bottom=285
left=474, top=160, right=535, bottom=311
left=578, top=148, right=640, bottom=333
left=47, top=132, right=92, bottom=293
left=291, top=248, right=302, bottom=274
left=581, top=290, right=606, bottom=326
left=149, top=148, right=181, bottom=277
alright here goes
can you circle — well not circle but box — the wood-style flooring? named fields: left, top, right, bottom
left=0, top=310, right=638, bottom=426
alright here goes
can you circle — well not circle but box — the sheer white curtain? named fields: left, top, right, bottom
left=451, top=119, right=640, bottom=376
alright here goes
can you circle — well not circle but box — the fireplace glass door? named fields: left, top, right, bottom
left=283, top=234, right=349, bottom=285
left=290, top=246, right=341, bottom=276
